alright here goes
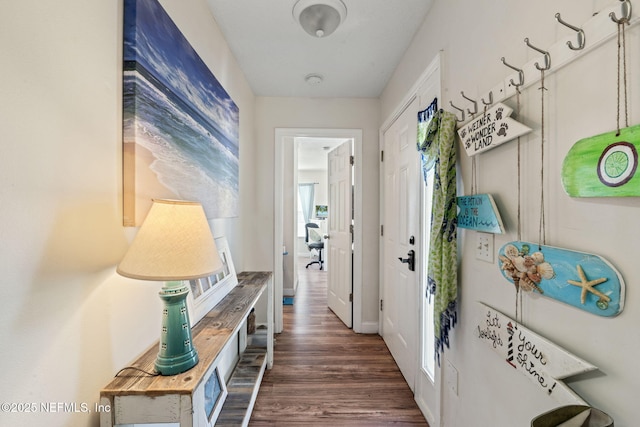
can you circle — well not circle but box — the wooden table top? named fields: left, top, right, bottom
left=101, top=271, right=271, bottom=397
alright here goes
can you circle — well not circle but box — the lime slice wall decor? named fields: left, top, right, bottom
left=561, top=124, right=640, bottom=197
left=498, top=242, right=625, bottom=317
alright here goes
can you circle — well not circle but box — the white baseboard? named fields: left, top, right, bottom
left=356, top=321, right=379, bottom=334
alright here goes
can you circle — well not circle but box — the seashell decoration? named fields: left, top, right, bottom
left=537, top=262, right=555, bottom=280
left=504, top=244, right=520, bottom=258
left=499, top=244, right=555, bottom=293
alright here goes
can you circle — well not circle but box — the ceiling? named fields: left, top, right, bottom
left=205, top=0, right=434, bottom=98
left=297, top=137, right=347, bottom=171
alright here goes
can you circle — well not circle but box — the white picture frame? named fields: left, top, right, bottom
left=204, top=366, right=227, bottom=425
left=187, top=236, right=237, bottom=326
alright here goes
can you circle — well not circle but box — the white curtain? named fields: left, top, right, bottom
left=298, top=183, right=315, bottom=225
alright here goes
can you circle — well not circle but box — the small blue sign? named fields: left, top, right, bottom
left=457, top=194, right=504, bottom=234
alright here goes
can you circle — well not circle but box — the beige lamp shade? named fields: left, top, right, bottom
left=117, top=199, right=223, bottom=281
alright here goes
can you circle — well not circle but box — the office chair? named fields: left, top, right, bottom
left=305, top=223, right=324, bottom=270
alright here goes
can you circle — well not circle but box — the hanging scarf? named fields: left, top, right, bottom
left=417, top=109, right=458, bottom=364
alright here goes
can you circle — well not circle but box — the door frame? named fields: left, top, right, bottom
left=379, top=52, right=443, bottom=426
left=274, top=128, right=363, bottom=333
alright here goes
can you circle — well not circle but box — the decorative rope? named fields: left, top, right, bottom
left=515, top=87, right=522, bottom=324
left=616, top=20, right=629, bottom=136
left=471, top=156, right=477, bottom=195
left=516, top=283, right=524, bottom=325
left=516, top=89, right=522, bottom=243
left=470, top=105, right=490, bottom=196
left=538, top=69, right=547, bottom=250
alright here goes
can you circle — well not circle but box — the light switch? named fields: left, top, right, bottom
left=475, top=232, right=494, bottom=263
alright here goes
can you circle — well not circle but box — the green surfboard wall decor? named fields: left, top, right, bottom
left=498, top=241, right=625, bottom=317
left=561, top=124, right=640, bottom=197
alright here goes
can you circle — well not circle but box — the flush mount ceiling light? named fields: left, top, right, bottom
left=293, top=0, right=347, bottom=38
left=305, top=73, right=324, bottom=85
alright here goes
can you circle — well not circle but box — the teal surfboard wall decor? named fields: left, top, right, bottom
left=457, top=194, right=504, bottom=234
left=561, top=124, right=640, bottom=197
left=498, top=241, right=625, bottom=317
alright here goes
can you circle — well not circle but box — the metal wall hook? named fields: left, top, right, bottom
left=482, top=91, right=493, bottom=106
left=555, top=13, right=586, bottom=50
left=449, top=101, right=465, bottom=122
left=501, top=57, right=524, bottom=88
left=524, top=38, right=551, bottom=70
left=460, top=91, right=478, bottom=115
left=610, top=0, right=632, bottom=24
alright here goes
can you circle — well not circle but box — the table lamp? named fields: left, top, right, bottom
left=117, top=199, right=222, bottom=375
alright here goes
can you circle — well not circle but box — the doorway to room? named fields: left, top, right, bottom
left=295, top=136, right=343, bottom=274
left=274, top=128, right=363, bottom=333
left=297, top=137, right=354, bottom=328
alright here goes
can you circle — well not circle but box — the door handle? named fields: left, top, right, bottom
left=398, top=250, right=415, bottom=271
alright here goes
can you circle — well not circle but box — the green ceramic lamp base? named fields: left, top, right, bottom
left=154, top=281, right=199, bottom=376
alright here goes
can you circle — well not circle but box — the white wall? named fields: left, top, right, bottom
left=255, top=97, right=381, bottom=325
left=382, top=1, right=640, bottom=426
left=0, top=1, right=255, bottom=426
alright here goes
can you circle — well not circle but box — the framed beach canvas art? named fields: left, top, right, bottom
left=123, top=0, right=239, bottom=226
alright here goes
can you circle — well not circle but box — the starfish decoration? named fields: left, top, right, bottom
left=567, top=264, right=610, bottom=306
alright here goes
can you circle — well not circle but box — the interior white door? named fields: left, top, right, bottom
left=327, top=141, right=353, bottom=328
left=381, top=98, right=420, bottom=391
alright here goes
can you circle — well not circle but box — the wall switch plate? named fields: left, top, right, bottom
left=446, top=359, right=458, bottom=396
left=475, top=232, right=494, bottom=263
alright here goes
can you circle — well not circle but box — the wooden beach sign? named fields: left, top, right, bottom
left=475, top=302, right=597, bottom=405
left=497, top=241, right=625, bottom=317
left=457, top=194, right=505, bottom=234
left=457, top=102, right=532, bottom=156
left=562, top=124, right=640, bottom=197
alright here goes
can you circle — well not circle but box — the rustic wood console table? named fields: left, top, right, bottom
left=100, top=271, right=273, bottom=427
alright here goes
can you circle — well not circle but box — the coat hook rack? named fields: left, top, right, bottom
left=524, top=38, right=551, bottom=70
left=449, top=101, right=465, bottom=122
left=460, top=91, right=478, bottom=116
left=501, top=57, right=525, bottom=88
left=482, top=91, right=493, bottom=106
left=555, top=13, right=586, bottom=50
left=610, top=0, right=632, bottom=24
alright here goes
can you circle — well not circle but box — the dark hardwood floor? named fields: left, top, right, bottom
left=250, top=257, right=429, bottom=426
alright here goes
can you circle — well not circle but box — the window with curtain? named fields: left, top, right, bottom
left=298, top=183, right=315, bottom=236
left=417, top=109, right=458, bottom=366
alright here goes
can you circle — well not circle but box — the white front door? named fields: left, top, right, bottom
left=327, top=140, right=353, bottom=328
left=381, top=97, right=420, bottom=391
